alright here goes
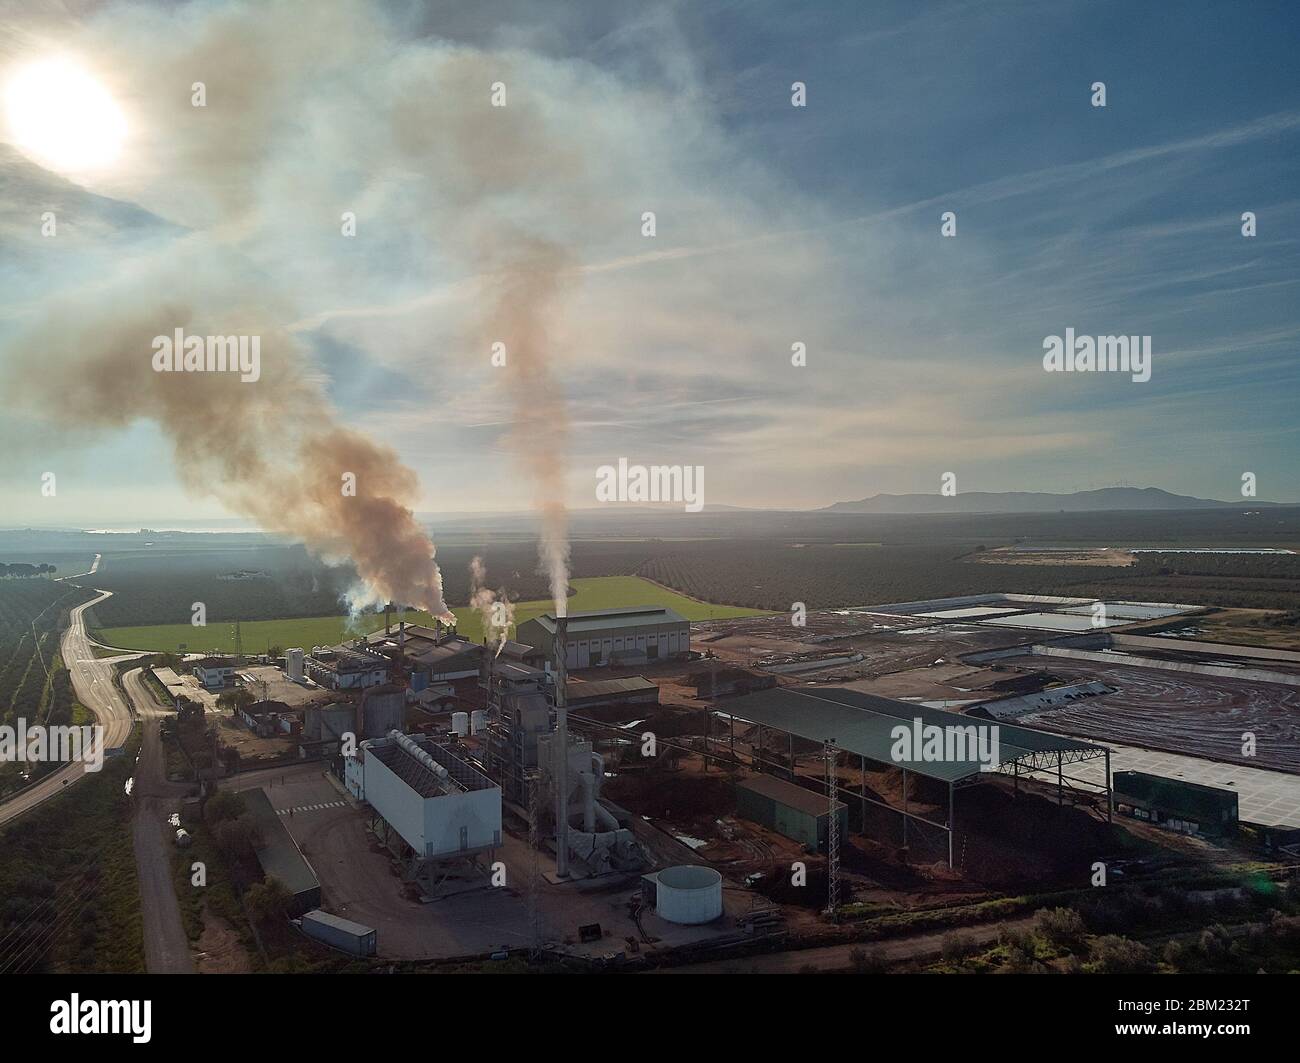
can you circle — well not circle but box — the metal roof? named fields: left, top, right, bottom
left=724, top=685, right=1106, bottom=784
left=522, top=606, right=689, bottom=635
left=241, top=788, right=321, bottom=899
left=737, top=773, right=846, bottom=818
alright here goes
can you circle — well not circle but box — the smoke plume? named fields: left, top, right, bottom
left=468, top=555, right=515, bottom=655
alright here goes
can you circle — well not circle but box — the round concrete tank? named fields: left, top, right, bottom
left=470, top=709, right=487, bottom=735
left=450, top=711, right=470, bottom=736
left=654, top=865, right=723, bottom=925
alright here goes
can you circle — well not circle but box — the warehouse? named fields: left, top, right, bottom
left=1112, top=771, right=1238, bottom=837
left=565, top=675, right=659, bottom=711
left=192, top=656, right=236, bottom=690
left=736, top=773, right=847, bottom=853
left=517, top=605, right=690, bottom=669
left=724, top=684, right=1112, bottom=867
left=304, top=646, right=389, bottom=690
left=241, top=787, right=322, bottom=915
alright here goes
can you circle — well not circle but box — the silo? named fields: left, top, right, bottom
left=286, top=648, right=304, bottom=681
left=470, top=709, right=487, bottom=735
left=360, top=684, right=404, bottom=739
left=650, top=865, right=723, bottom=925
left=451, top=711, right=470, bottom=736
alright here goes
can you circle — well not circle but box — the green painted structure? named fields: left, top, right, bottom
left=1112, top=770, right=1238, bottom=836
left=736, top=773, right=847, bottom=853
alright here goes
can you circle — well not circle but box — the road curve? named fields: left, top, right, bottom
left=0, top=590, right=139, bottom=828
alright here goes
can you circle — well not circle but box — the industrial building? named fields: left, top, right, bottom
left=723, top=684, right=1112, bottom=867
left=363, top=622, right=485, bottom=689
left=517, top=605, right=690, bottom=669
left=237, top=699, right=301, bottom=738
left=736, top=773, right=847, bottom=854
left=481, top=660, right=553, bottom=805
left=1112, top=771, right=1239, bottom=837
left=356, top=731, right=502, bottom=894
left=564, top=675, right=659, bottom=712
left=241, top=787, right=322, bottom=916
left=192, top=656, right=237, bottom=690
left=304, top=645, right=389, bottom=690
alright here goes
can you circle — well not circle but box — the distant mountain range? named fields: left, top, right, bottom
left=820, top=487, right=1291, bottom=515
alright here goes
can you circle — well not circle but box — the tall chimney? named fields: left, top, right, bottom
left=553, top=615, right=569, bottom=878
left=435, top=616, right=442, bottom=644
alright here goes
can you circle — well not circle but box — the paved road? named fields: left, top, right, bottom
left=123, top=666, right=195, bottom=974
left=0, top=589, right=138, bottom=828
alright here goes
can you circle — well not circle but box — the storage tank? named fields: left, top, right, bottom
left=450, top=711, right=470, bottom=737
left=286, top=647, right=304, bottom=681
left=360, top=685, right=404, bottom=739
left=651, top=865, right=722, bottom=925
left=470, top=709, right=487, bottom=735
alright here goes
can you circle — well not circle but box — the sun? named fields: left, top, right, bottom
left=4, top=56, right=127, bottom=174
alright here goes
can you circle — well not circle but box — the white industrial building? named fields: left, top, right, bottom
left=356, top=731, right=501, bottom=894
left=304, top=645, right=389, bottom=690
left=192, top=657, right=237, bottom=690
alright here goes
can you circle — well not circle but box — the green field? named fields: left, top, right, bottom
left=93, top=575, right=769, bottom=653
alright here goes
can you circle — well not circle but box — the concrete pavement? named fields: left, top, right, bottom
left=0, top=589, right=138, bottom=828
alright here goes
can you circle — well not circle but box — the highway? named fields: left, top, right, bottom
left=124, top=666, right=196, bottom=974
left=0, top=589, right=139, bottom=828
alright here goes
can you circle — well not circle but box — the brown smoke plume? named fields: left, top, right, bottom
left=2, top=265, right=452, bottom=621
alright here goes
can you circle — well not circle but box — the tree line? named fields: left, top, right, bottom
left=0, top=563, right=58, bottom=579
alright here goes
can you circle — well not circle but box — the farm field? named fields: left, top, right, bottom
left=93, top=575, right=770, bottom=653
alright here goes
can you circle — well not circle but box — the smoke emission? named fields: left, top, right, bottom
left=468, top=555, right=515, bottom=654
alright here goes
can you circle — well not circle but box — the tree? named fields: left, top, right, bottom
left=245, top=877, right=292, bottom=924
left=217, top=687, right=254, bottom=713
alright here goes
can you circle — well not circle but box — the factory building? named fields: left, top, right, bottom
left=364, top=623, right=485, bottom=689
left=564, top=676, right=659, bottom=712
left=482, top=661, right=552, bottom=805
left=358, top=732, right=502, bottom=894
left=736, top=773, right=848, bottom=854
left=304, top=645, right=389, bottom=691
left=516, top=606, right=690, bottom=669
left=1113, top=771, right=1239, bottom=837
left=192, top=657, right=237, bottom=690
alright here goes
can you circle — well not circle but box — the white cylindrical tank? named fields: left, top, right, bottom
left=654, top=865, right=722, bottom=925
left=450, top=711, right=470, bottom=736
left=470, top=709, right=486, bottom=735
left=286, top=647, right=304, bottom=680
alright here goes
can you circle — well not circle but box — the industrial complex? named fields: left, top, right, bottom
left=147, top=588, right=1300, bottom=970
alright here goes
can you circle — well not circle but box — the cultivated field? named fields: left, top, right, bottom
left=94, top=575, right=769, bottom=652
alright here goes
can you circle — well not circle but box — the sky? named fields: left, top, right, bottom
left=1, top=0, right=1298, bottom=528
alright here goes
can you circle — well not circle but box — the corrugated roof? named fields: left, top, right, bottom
left=725, top=685, right=1105, bottom=784
left=567, top=676, right=658, bottom=698
left=241, top=788, right=321, bottom=898
left=737, top=773, right=846, bottom=818
left=522, top=606, right=689, bottom=635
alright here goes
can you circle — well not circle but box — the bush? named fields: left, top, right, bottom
left=848, top=946, right=889, bottom=973
left=941, top=931, right=975, bottom=963
left=1033, top=907, right=1088, bottom=950
left=1088, top=935, right=1154, bottom=974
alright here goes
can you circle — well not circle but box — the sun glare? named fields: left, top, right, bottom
left=4, top=56, right=127, bottom=173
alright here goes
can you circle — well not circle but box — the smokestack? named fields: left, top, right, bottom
left=554, top=615, right=569, bottom=878
left=435, top=616, right=442, bottom=644
left=384, top=603, right=392, bottom=635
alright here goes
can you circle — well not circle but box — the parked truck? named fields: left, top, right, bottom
left=299, top=909, right=377, bottom=957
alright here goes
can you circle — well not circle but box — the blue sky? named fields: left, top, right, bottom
left=1, top=0, right=1297, bottom=526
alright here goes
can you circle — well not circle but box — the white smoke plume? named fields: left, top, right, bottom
left=468, top=555, right=515, bottom=655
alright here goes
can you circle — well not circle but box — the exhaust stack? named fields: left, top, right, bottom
left=554, top=615, right=569, bottom=878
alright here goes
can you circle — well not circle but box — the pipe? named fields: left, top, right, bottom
left=390, top=729, right=450, bottom=782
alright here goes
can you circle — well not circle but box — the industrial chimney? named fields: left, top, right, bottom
left=553, top=615, right=569, bottom=878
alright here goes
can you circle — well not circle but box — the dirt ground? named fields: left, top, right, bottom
left=969, top=547, right=1136, bottom=567
left=195, top=900, right=253, bottom=973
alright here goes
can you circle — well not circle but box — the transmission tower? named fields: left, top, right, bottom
left=526, top=769, right=543, bottom=960
left=232, top=618, right=244, bottom=669
left=823, top=740, right=840, bottom=920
